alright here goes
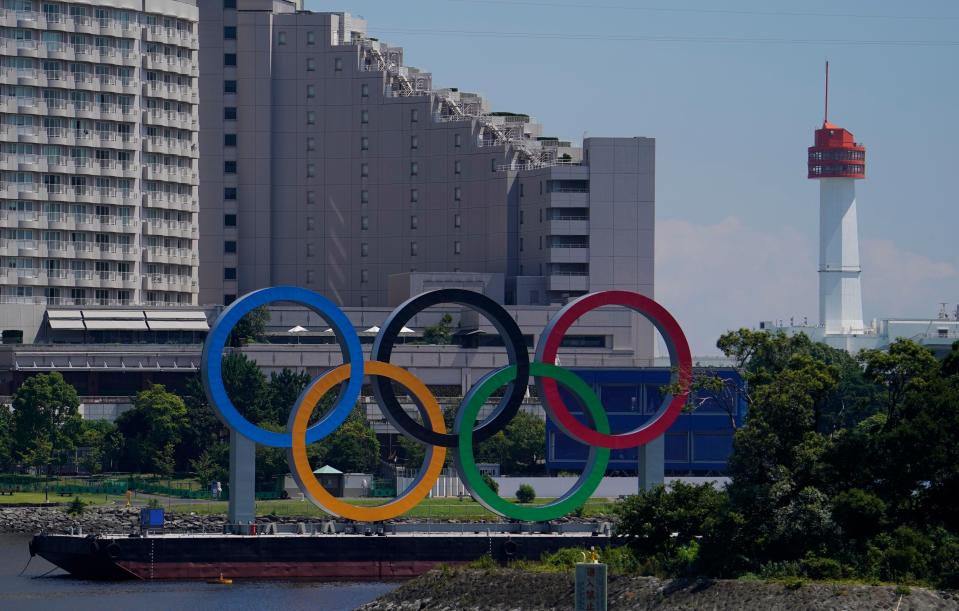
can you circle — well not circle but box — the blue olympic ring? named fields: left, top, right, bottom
left=201, top=286, right=364, bottom=447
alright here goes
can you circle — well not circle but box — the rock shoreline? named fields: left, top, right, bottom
left=361, top=568, right=959, bottom=611
left=0, top=505, right=225, bottom=535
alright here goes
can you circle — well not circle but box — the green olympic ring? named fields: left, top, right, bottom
left=453, top=362, right=611, bottom=522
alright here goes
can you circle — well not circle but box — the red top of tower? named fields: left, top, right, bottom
left=807, top=63, right=865, bottom=180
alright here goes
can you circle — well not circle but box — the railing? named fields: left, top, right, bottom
left=147, top=245, right=194, bottom=259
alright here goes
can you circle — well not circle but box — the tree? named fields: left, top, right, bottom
left=263, top=368, right=312, bottom=426
left=321, top=409, right=380, bottom=473
left=116, top=385, right=188, bottom=476
left=422, top=313, right=454, bottom=345
left=860, top=339, right=940, bottom=419
left=222, top=353, right=269, bottom=424
left=191, top=448, right=227, bottom=489
left=0, top=403, right=13, bottom=470
left=942, top=340, right=959, bottom=378
left=229, top=305, right=270, bottom=347
left=616, top=482, right=727, bottom=571
left=473, top=411, right=546, bottom=475
left=11, top=372, right=82, bottom=468
left=177, top=374, right=229, bottom=473
left=76, top=420, right=120, bottom=474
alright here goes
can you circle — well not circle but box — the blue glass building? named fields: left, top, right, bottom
left=545, top=368, right=747, bottom=476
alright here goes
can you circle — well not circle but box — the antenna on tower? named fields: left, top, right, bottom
left=824, top=60, right=829, bottom=124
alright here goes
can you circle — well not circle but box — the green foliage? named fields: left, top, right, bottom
left=191, top=448, right=227, bottom=488
left=616, top=481, right=725, bottom=571
left=76, top=420, right=121, bottom=474
left=422, top=313, right=454, bottom=345
left=229, top=305, right=270, bottom=347
left=222, top=353, right=269, bottom=424
left=516, top=483, right=536, bottom=503
left=66, top=496, right=86, bottom=516
left=115, top=385, right=188, bottom=476
left=481, top=472, right=499, bottom=494
left=321, top=409, right=380, bottom=473
left=0, top=403, right=12, bottom=470
left=11, top=372, right=82, bottom=467
left=147, top=498, right=161, bottom=509
left=831, top=488, right=886, bottom=543
left=263, top=368, right=312, bottom=426
left=474, top=411, right=546, bottom=475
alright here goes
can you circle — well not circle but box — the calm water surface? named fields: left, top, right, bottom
left=0, top=535, right=398, bottom=611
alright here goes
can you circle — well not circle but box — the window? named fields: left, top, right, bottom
left=307, top=137, right=316, bottom=151
left=361, top=243, right=369, bottom=257
left=307, top=58, right=317, bottom=71
left=224, top=161, right=236, bottom=174
left=454, top=213, right=461, bottom=228
left=454, top=241, right=462, bottom=255
left=360, top=190, right=369, bottom=203
left=306, top=163, right=316, bottom=177
left=224, top=188, right=237, bottom=200
left=224, top=267, right=236, bottom=280
left=224, top=0, right=236, bottom=8
left=306, top=111, right=316, bottom=125
left=224, top=80, right=237, bottom=93
left=277, top=31, right=287, bottom=45
left=410, top=162, right=418, bottom=176
left=360, top=296, right=369, bottom=307
left=306, top=217, right=315, bottom=230
left=360, top=215, right=369, bottom=230
left=360, top=110, right=369, bottom=124
left=410, top=188, right=419, bottom=203
left=224, top=294, right=236, bottom=305
left=361, top=163, right=369, bottom=178
left=307, top=31, right=316, bottom=45
left=224, top=214, right=237, bottom=227
left=306, top=243, right=314, bottom=257
left=360, top=269, right=368, bottom=283
left=410, top=215, right=418, bottom=229
left=520, top=210, right=524, bottom=225
left=520, top=183, right=525, bottom=197
left=360, top=136, right=369, bottom=150
left=410, top=135, right=419, bottom=150
left=519, top=238, right=524, bottom=252
left=333, top=57, right=342, bottom=72
left=306, top=84, right=316, bottom=98
left=224, top=53, right=236, bottom=67
left=361, top=83, right=369, bottom=98
left=454, top=187, right=462, bottom=201
left=306, top=269, right=314, bottom=284
left=491, top=158, right=497, bottom=173
left=307, top=191, right=316, bottom=205
left=223, top=26, right=236, bottom=40
left=224, top=240, right=236, bottom=253
left=224, top=134, right=237, bottom=146
left=410, top=242, right=418, bottom=256
left=410, top=109, right=419, bottom=123
left=224, top=107, right=237, bottom=121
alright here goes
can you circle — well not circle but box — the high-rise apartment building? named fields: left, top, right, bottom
left=198, top=5, right=653, bottom=309
left=0, top=0, right=199, bottom=337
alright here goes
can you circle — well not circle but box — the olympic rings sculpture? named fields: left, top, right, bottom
left=202, top=287, right=692, bottom=522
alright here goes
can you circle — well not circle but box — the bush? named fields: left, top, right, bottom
left=516, top=483, right=536, bottom=503
left=66, top=496, right=86, bottom=516
left=481, top=472, right=499, bottom=494
left=800, top=555, right=843, bottom=580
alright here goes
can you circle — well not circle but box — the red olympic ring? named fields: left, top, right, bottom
left=534, top=291, right=693, bottom=450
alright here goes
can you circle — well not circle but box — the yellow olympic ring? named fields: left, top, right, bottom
left=287, top=361, right=446, bottom=522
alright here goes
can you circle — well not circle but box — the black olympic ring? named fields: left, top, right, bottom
left=370, top=289, right=530, bottom=447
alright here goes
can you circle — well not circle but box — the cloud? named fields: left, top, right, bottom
left=655, top=217, right=958, bottom=355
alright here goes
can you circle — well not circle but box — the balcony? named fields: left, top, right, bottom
left=547, top=246, right=590, bottom=264
left=143, top=218, right=196, bottom=239
left=547, top=219, right=590, bottom=235
left=547, top=274, right=589, bottom=293
left=144, top=245, right=196, bottom=265
left=144, top=274, right=196, bottom=292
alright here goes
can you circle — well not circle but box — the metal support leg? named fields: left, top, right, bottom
left=228, top=430, right=256, bottom=530
left=637, top=435, right=664, bottom=492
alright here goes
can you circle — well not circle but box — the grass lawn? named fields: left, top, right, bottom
left=168, top=496, right=619, bottom=520
left=0, top=491, right=127, bottom=506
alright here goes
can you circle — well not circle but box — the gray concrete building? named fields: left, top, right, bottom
left=197, top=4, right=654, bottom=314
left=0, top=0, right=201, bottom=343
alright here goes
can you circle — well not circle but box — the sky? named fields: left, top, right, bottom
left=306, top=0, right=959, bottom=354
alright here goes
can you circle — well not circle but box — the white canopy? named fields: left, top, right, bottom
left=399, top=326, right=416, bottom=335
left=362, top=325, right=380, bottom=334
left=287, top=325, right=308, bottom=333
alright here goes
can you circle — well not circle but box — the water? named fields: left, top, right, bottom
left=0, top=535, right=398, bottom=611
